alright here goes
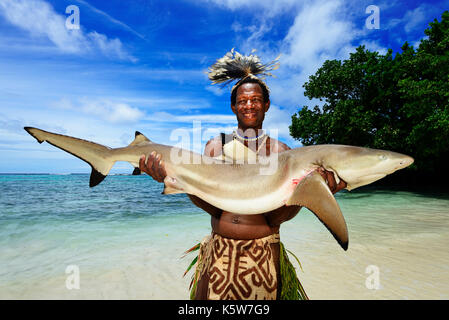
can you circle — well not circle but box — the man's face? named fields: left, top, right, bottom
left=231, top=83, right=270, bottom=130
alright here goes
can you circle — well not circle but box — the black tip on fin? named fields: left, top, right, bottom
left=90, top=167, right=106, bottom=187
left=315, top=213, right=349, bottom=251
left=135, top=131, right=143, bottom=137
left=132, top=167, right=141, bottom=175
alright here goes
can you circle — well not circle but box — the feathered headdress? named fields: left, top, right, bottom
left=207, top=48, right=280, bottom=92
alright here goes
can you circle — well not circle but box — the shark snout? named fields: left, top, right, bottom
left=397, top=156, right=414, bottom=168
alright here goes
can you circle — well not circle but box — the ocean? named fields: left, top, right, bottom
left=0, top=174, right=448, bottom=299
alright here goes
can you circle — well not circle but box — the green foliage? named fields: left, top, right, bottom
left=290, top=11, right=449, bottom=179
left=279, top=242, right=308, bottom=300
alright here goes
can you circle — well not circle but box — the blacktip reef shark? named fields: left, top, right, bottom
left=24, top=127, right=414, bottom=250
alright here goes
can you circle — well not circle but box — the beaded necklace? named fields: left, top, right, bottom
left=232, top=130, right=268, bottom=154
left=233, top=130, right=266, bottom=142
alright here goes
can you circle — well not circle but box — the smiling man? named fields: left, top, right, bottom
left=139, top=50, right=346, bottom=300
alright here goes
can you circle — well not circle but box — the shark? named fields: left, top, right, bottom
left=24, top=126, right=414, bottom=250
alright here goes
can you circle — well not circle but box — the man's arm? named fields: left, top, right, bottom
left=187, top=194, right=222, bottom=217
left=186, top=137, right=223, bottom=217
left=138, top=137, right=223, bottom=218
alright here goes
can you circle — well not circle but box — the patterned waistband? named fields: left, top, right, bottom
left=209, top=232, right=280, bottom=244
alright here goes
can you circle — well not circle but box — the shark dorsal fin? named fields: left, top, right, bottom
left=128, top=131, right=152, bottom=147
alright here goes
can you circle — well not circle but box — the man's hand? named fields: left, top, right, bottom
left=317, top=167, right=347, bottom=194
left=139, top=152, right=167, bottom=183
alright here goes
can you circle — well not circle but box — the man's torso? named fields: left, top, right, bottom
left=205, top=133, right=290, bottom=239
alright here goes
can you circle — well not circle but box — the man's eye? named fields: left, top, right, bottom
left=237, top=98, right=262, bottom=106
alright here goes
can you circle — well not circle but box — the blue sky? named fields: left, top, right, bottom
left=0, top=0, right=447, bottom=173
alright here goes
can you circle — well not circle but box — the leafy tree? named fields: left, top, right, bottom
left=290, top=11, right=449, bottom=185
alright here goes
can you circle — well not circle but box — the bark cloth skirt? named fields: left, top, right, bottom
left=184, top=232, right=309, bottom=300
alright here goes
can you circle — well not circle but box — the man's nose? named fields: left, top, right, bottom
left=243, top=100, right=254, bottom=108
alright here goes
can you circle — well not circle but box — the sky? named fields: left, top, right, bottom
left=0, top=0, right=447, bottom=173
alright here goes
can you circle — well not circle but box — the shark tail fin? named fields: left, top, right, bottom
left=24, top=127, right=115, bottom=187
left=286, top=171, right=349, bottom=250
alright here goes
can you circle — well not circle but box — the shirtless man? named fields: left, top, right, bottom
left=139, top=80, right=346, bottom=299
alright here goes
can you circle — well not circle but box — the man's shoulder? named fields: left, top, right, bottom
left=268, top=137, right=290, bottom=153
left=204, top=135, right=224, bottom=157
left=204, top=133, right=290, bottom=155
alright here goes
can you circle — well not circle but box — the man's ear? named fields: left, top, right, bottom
left=231, top=104, right=237, bottom=115
left=264, top=100, right=270, bottom=113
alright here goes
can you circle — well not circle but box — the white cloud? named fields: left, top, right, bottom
left=360, top=40, right=388, bottom=55
left=253, top=0, right=357, bottom=108
left=262, top=104, right=300, bottom=146
left=385, top=18, right=402, bottom=30
left=231, top=21, right=243, bottom=33
left=53, top=98, right=144, bottom=123
left=75, top=0, right=145, bottom=40
left=145, top=112, right=236, bottom=124
left=0, top=0, right=84, bottom=53
left=386, top=3, right=439, bottom=39
left=0, top=0, right=135, bottom=61
left=201, top=0, right=300, bottom=17
left=205, top=85, right=225, bottom=96
left=281, top=0, right=355, bottom=70
left=403, top=5, right=429, bottom=34
left=87, top=31, right=136, bottom=62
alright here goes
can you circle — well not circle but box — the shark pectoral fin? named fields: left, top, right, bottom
left=161, top=176, right=185, bottom=195
left=286, top=171, right=349, bottom=250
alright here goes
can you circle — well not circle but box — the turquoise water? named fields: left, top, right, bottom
left=0, top=174, right=448, bottom=299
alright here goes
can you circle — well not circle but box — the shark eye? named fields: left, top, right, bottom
left=379, top=154, right=387, bottom=161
